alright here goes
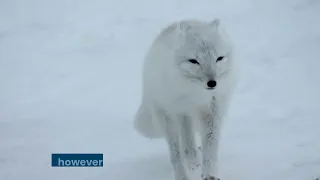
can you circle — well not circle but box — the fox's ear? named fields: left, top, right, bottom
left=177, top=21, right=191, bottom=32
left=210, top=18, right=220, bottom=29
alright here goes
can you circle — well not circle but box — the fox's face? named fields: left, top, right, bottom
left=173, top=20, right=234, bottom=90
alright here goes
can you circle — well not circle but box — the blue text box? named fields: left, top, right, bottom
left=51, top=153, right=103, bottom=167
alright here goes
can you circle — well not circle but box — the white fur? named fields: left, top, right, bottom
left=134, top=19, right=238, bottom=180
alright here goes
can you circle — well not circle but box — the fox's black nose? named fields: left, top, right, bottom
left=207, top=80, right=217, bottom=88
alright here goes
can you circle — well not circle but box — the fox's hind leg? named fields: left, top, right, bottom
left=155, top=108, right=190, bottom=180
left=179, top=115, right=201, bottom=172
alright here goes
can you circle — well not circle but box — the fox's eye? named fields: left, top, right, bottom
left=189, top=59, right=199, bottom=64
left=216, top=56, right=224, bottom=62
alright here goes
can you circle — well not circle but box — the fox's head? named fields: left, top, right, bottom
left=168, top=19, right=234, bottom=90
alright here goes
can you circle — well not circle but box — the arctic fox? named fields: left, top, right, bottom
left=134, top=19, right=238, bottom=180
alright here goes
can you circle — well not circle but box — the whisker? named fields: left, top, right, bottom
left=218, top=69, right=231, bottom=79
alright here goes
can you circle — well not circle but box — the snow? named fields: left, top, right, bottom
left=1, top=0, right=320, bottom=179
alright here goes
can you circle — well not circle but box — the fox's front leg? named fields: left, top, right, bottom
left=156, top=109, right=190, bottom=180
left=179, top=115, right=201, bottom=171
left=199, top=104, right=222, bottom=180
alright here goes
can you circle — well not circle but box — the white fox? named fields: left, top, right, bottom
left=134, top=19, right=238, bottom=180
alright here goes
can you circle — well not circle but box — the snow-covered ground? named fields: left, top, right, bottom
left=1, top=0, right=320, bottom=179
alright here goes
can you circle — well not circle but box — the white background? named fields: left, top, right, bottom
left=0, top=0, right=320, bottom=179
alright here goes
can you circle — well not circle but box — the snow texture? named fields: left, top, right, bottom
left=0, top=0, right=320, bottom=179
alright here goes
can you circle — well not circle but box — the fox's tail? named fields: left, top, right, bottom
left=134, top=103, right=163, bottom=139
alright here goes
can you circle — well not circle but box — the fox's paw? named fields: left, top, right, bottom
left=187, top=162, right=201, bottom=171
left=185, top=147, right=202, bottom=171
left=202, top=174, right=220, bottom=180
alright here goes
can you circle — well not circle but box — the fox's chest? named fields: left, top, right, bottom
left=161, top=89, right=213, bottom=113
